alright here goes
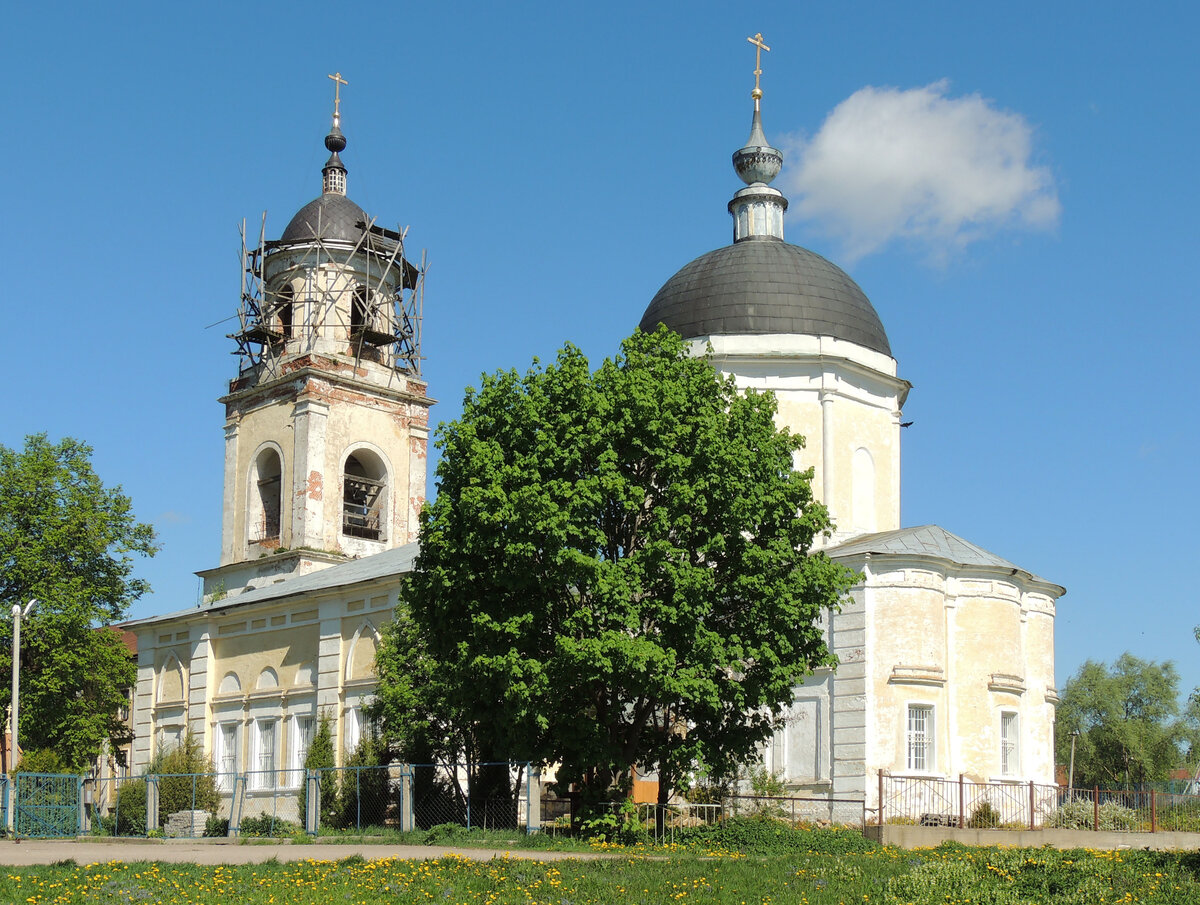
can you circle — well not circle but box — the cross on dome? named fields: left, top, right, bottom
left=746, top=33, right=770, bottom=105
left=328, top=71, right=348, bottom=120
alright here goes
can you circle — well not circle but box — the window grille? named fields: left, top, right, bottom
left=218, top=723, right=239, bottom=790
left=906, top=705, right=933, bottom=772
left=252, top=719, right=276, bottom=790
left=1001, top=711, right=1019, bottom=775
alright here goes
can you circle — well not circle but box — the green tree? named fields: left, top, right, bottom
left=297, top=714, right=338, bottom=829
left=155, top=733, right=220, bottom=816
left=375, top=327, right=855, bottom=807
left=0, top=434, right=156, bottom=771
left=1056, top=654, right=1197, bottom=788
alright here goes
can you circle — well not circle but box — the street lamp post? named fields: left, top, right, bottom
left=1067, top=729, right=1080, bottom=796
left=9, top=598, right=36, bottom=831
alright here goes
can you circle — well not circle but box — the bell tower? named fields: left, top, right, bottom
left=199, top=75, right=431, bottom=600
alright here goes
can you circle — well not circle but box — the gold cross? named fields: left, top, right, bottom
left=328, top=72, right=348, bottom=117
left=747, top=33, right=770, bottom=93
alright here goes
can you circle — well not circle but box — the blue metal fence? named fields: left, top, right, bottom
left=14, top=773, right=82, bottom=838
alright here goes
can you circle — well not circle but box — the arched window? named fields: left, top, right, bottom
left=277, top=285, right=294, bottom=339
left=248, top=447, right=283, bottom=544
left=852, top=447, right=876, bottom=534
left=342, top=449, right=387, bottom=541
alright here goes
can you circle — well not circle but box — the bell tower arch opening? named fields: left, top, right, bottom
left=247, top=444, right=284, bottom=548
left=342, top=448, right=389, bottom=543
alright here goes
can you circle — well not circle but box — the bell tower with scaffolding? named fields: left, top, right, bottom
left=198, top=75, right=431, bottom=600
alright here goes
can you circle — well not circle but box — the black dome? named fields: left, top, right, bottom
left=280, top=193, right=368, bottom=244
left=640, top=237, right=891, bottom=356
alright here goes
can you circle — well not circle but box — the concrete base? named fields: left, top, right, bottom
left=866, top=823, right=1200, bottom=852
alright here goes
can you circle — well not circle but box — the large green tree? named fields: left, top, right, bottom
left=0, top=434, right=157, bottom=770
left=1056, top=653, right=1199, bottom=788
left=374, top=327, right=856, bottom=805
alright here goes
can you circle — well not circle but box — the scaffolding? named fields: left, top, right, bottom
left=231, top=208, right=425, bottom=376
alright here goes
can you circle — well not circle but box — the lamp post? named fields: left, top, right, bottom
left=9, top=598, right=36, bottom=831
left=1067, top=729, right=1080, bottom=796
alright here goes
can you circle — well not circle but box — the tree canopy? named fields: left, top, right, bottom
left=0, top=434, right=157, bottom=770
left=1056, top=653, right=1199, bottom=789
left=374, top=327, right=856, bottom=803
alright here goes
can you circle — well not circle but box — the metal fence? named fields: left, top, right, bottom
left=84, top=762, right=534, bottom=838
left=878, top=772, right=1200, bottom=834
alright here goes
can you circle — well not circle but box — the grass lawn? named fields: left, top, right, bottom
left=4, top=826, right=1200, bottom=904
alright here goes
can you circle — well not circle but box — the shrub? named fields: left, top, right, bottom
left=13, top=748, right=73, bottom=775
left=155, top=733, right=220, bottom=816
left=239, top=811, right=302, bottom=837
left=298, top=715, right=337, bottom=830
left=204, top=815, right=229, bottom=837
left=334, top=733, right=390, bottom=830
left=576, top=799, right=647, bottom=845
left=1048, top=797, right=1142, bottom=831
left=107, top=778, right=148, bottom=836
left=967, top=801, right=1001, bottom=829
left=676, top=815, right=877, bottom=854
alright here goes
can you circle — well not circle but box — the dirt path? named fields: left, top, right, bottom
left=0, top=838, right=610, bottom=867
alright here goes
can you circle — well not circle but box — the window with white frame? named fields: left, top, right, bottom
left=251, top=719, right=277, bottom=790
left=906, top=705, right=934, bottom=772
left=344, top=706, right=363, bottom=756
left=287, top=716, right=316, bottom=787
left=216, top=721, right=240, bottom=790
left=1001, top=711, right=1020, bottom=776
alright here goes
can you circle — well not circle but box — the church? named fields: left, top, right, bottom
left=127, top=53, right=1063, bottom=822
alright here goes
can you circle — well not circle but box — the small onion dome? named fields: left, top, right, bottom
left=640, top=237, right=891, bottom=356
left=733, top=107, right=783, bottom=186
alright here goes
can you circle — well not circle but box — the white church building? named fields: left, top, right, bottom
left=127, top=65, right=1063, bottom=820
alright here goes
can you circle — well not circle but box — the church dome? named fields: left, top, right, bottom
left=640, top=236, right=891, bottom=356
left=280, top=193, right=368, bottom=244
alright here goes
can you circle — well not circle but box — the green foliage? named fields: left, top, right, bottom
left=154, top=733, right=220, bottom=816
left=106, top=778, right=148, bottom=836
left=576, top=798, right=647, bottom=844
left=298, top=714, right=337, bottom=829
left=333, top=734, right=389, bottom=829
left=1056, top=653, right=1197, bottom=788
left=238, top=811, right=302, bottom=837
left=13, top=748, right=72, bottom=775
left=0, top=434, right=156, bottom=771
left=1046, top=797, right=1143, bottom=831
left=204, top=815, right=229, bottom=837
left=378, top=327, right=855, bottom=804
left=675, top=815, right=878, bottom=854
left=967, top=800, right=1001, bottom=828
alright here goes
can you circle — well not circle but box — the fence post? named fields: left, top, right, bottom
left=1151, top=789, right=1157, bottom=833
left=1028, top=781, right=1035, bottom=830
left=526, top=767, right=541, bottom=835
left=958, top=774, right=964, bottom=829
left=305, top=770, right=319, bottom=834
left=146, top=776, right=160, bottom=834
left=877, top=771, right=884, bottom=826
left=77, top=776, right=85, bottom=836
left=1093, top=786, right=1099, bottom=832
left=398, top=765, right=413, bottom=833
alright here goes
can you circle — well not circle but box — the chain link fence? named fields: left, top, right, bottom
left=84, top=762, right=534, bottom=838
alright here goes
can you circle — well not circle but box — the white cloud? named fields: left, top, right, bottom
left=781, top=81, right=1059, bottom=263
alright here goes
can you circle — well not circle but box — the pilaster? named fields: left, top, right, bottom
left=291, top=396, right=330, bottom=550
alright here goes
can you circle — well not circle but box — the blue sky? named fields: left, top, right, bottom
left=4, top=2, right=1198, bottom=703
